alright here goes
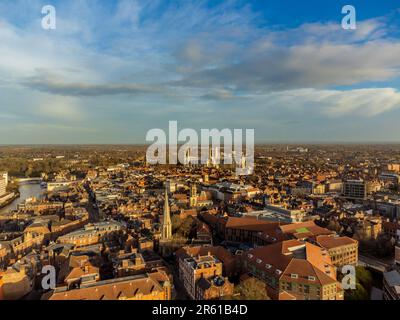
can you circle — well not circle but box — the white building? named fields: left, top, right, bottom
left=0, top=174, right=7, bottom=197
left=1, top=172, right=8, bottom=185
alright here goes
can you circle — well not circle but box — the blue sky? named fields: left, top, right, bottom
left=1, top=0, right=400, bottom=143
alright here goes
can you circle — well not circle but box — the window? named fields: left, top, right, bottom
left=308, top=276, right=316, bottom=281
left=265, top=264, right=272, bottom=269
left=291, top=274, right=298, bottom=279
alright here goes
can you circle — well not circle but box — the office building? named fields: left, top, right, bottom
left=0, top=175, right=7, bottom=197
left=343, top=180, right=367, bottom=200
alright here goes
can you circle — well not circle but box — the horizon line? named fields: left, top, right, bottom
left=1, top=141, right=400, bottom=146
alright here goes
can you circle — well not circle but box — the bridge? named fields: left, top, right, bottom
left=358, top=255, right=390, bottom=273
left=13, top=178, right=43, bottom=183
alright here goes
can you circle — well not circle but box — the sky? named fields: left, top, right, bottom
left=1, top=0, right=400, bottom=144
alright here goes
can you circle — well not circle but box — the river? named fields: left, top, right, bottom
left=0, top=183, right=44, bottom=214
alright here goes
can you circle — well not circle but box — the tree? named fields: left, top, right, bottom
left=375, top=234, right=394, bottom=258
left=345, top=282, right=369, bottom=300
left=172, top=215, right=194, bottom=239
left=233, top=277, right=270, bottom=300
left=341, top=266, right=373, bottom=300
left=355, top=266, right=373, bottom=292
left=171, top=215, right=183, bottom=234
left=327, top=219, right=341, bottom=233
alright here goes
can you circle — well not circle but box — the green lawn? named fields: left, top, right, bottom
left=295, top=227, right=309, bottom=233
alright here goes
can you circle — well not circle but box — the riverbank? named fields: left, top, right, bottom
left=0, top=192, right=20, bottom=209
left=0, top=183, right=43, bottom=215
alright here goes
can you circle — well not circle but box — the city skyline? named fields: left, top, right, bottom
left=1, top=0, right=400, bottom=144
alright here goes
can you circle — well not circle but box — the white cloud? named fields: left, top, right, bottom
left=35, top=97, right=84, bottom=121
left=260, top=88, right=400, bottom=117
left=0, top=0, right=400, bottom=143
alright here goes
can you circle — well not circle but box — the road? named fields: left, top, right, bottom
left=358, top=254, right=390, bottom=273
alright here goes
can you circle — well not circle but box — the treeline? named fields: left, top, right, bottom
left=0, top=158, right=65, bottom=177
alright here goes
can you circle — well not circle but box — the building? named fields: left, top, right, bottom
left=377, top=200, right=400, bottom=220
left=190, top=184, right=197, bottom=207
left=279, top=221, right=334, bottom=241
left=0, top=243, right=12, bottom=269
left=313, top=184, right=327, bottom=195
left=388, top=164, right=400, bottom=173
left=0, top=259, right=37, bottom=300
left=244, top=204, right=307, bottom=223
left=161, top=188, right=172, bottom=240
left=327, top=180, right=343, bottom=193
left=44, top=271, right=171, bottom=300
left=57, top=220, right=125, bottom=248
left=0, top=175, right=7, bottom=197
left=383, top=270, right=400, bottom=300
left=379, top=172, right=400, bottom=185
left=316, top=235, right=358, bottom=267
left=382, top=240, right=400, bottom=300
left=353, top=217, right=382, bottom=240
left=178, top=251, right=233, bottom=300
left=47, top=181, right=72, bottom=192
left=195, top=275, right=234, bottom=300
left=221, top=216, right=285, bottom=245
left=243, top=240, right=344, bottom=300
left=383, top=222, right=400, bottom=242
left=1, top=172, right=8, bottom=185
left=113, top=251, right=147, bottom=277
left=343, top=180, right=367, bottom=200
left=176, top=246, right=237, bottom=278
left=396, top=241, right=400, bottom=267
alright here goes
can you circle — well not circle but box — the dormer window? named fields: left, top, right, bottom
left=247, top=254, right=253, bottom=259
left=276, top=269, right=282, bottom=275
left=256, top=259, right=262, bottom=264
left=265, top=264, right=272, bottom=269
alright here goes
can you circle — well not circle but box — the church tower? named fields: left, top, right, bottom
left=190, top=183, right=198, bottom=207
left=184, top=148, right=191, bottom=166
left=161, top=188, right=172, bottom=240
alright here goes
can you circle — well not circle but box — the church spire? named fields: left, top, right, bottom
left=161, top=187, right=172, bottom=240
